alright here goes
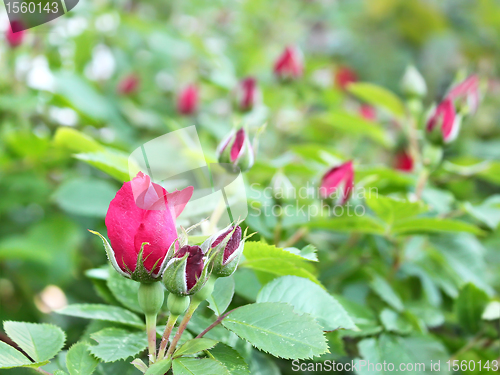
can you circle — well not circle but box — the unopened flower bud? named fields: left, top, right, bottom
left=118, top=74, right=140, bottom=95
left=274, top=46, right=303, bottom=80
left=319, top=161, right=354, bottom=205
left=216, top=128, right=254, bottom=173
left=335, top=66, right=357, bottom=91
left=163, top=245, right=210, bottom=296
left=400, top=66, right=427, bottom=98
left=426, top=99, right=461, bottom=145
left=206, top=226, right=244, bottom=277
left=6, top=21, right=25, bottom=48
left=235, top=77, right=261, bottom=112
left=177, top=84, right=198, bottom=116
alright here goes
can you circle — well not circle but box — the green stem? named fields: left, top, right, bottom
left=145, top=313, right=158, bottom=364
left=415, top=168, right=429, bottom=200
left=166, top=301, right=200, bottom=358
left=157, top=314, right=179, bottom=360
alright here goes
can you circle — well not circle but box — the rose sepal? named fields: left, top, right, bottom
left=89, top=230, right=176, bottom=283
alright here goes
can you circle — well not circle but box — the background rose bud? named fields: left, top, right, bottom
left=319, top=161, right=354, bottom=205
left=102, top=172, right=194, bottom=282
left=235, top=77, right=261, bottom=111
left=426, top=99, right=461, bottom=144
left=163, top=245, right=209, bottom=296
left=274, top=46, right=304, bottom=80
left=118, top=74, right=140, bottom=95
left=394, top=150, right=414, bottom=172
left=216, top=128, right=255, bottom=173
left=6, top=22, right=24, bottom=48
left=335, top=66, right=357, bottom=91
left=359, top=104, right=376, bottom=121
left=177, top=84, right=198, bottom=115
left=210, top=226, right=243, bottom=277
left=400, top=65, right=427, bottom=98
left=447, top=75, right=480, bottom=114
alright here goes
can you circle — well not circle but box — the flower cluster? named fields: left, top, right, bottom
left=91, top=172, right=249, bottom=297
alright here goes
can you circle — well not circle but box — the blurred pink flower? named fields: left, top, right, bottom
left=274, top=46, right=303, bottom=80
left=319, top=161, right=354, bottom=204
left=177, top=84, right=199, bottom=115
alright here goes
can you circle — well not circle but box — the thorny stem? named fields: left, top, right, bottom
left=157, top=314, right=179, bottom=360
left=145, top=314, right=157, bottom=364
left=165, top=301, right=200, bottom=358
left=195, top=307, right=240, bottom=339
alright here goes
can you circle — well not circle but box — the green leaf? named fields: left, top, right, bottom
left=66, top=342, right=99, bottom=375
left=379, top=309, right=413, bottom=334
left=56, top=304, right=144, bottom=328
left=207, top=276, right=234, bottom=316
left=222, top=302, right=328, bottom=359
left=369, top=275, right=404, bottom=312
left=3, top=321, right=66, bottom=363
left=144, top=359, right=172, bottom=375
left=75, top=150, right=130, bottom=182
left=463, top=195, right=500, bottom=229
left=482, top=301, right=500, bottom=320
left=208, top=343, right=250, bottom=375
left=257, top=276, right=356, bottom=331
left=348, top=82, right=405, bottom=117
left=53, top=127, right=103, bottom=153
left=0, top=341, right=32, bottom=369
left=356, top=334, right=450, bottom=375
left=173, top=338, right=218, bottom=358
left=89, top=328, right=148, bottom=362
left=53, top=177, right=117, bottom=218
left=310, top=111, right=391, bottom=147
left=249, top=351, right=280, bottom=375
left=172, top=357, right=230, bottom=375
left=242, top=242, right=320, bottom=285
left=454, top=283, right=490, bottom=333
left=106, top=268, right=141, bottom=313
left=366, top=195, right=427, bottom=225
left=55, top=371, right=69, bottom=375
left=307, top=216, right=386, bottom=235
left=392, top=217, right=484, bottom=235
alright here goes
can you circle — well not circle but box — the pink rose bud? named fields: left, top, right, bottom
left=426, top=98, right=461, bottom=144
left=274, top=46, right=304, bottom=80
left=177, top=84, right=198, bottom=115
left=163, top=245, right=209, bottom=296
left=394, top=150, right=414, bottom=172
left=335, top=66, right=357, bottom=91
left=235, top=77, right=261, bottom=111
left=118, top=74, right=140, bottom=95
left=209, top=225, right=244, bottom=277
left=319, top=161, right=354, bottom=205
left=447, top=75, right=480, bottom=114
left=216, top=128, right=255, bottom=173
left=6, top=21, right=25, bottom=48
left=90, top=172, right=194, bottom=282
left=359, top=104, right=376, bottom=121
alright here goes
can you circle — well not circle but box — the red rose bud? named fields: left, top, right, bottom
left=6, top=22, right=25, bottom=48
left=216, top=128, right=254, bottom=173
left=359, top=105, right=376, bottom=121
left=163, top=245, right=210, bottom=296
left=394, top=150, right=414, bottom=172
left=426, top=98, right=461, bottom=144
left=208, top=225, right=244, bottom=277
left=319, top=161, right=354, bottom=205
left=447, top=75, right=480, bottom=114
left=177, top=84, right=198, bottom=115
left=235, top=77, right=261, bottom=111
left=274, top=46, right=304, bottom=80
left=90, top=172, right=194, bottom=282
left=118, top=74, right=140, bottom=95
left=335, top=66, right=357, bottom=91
